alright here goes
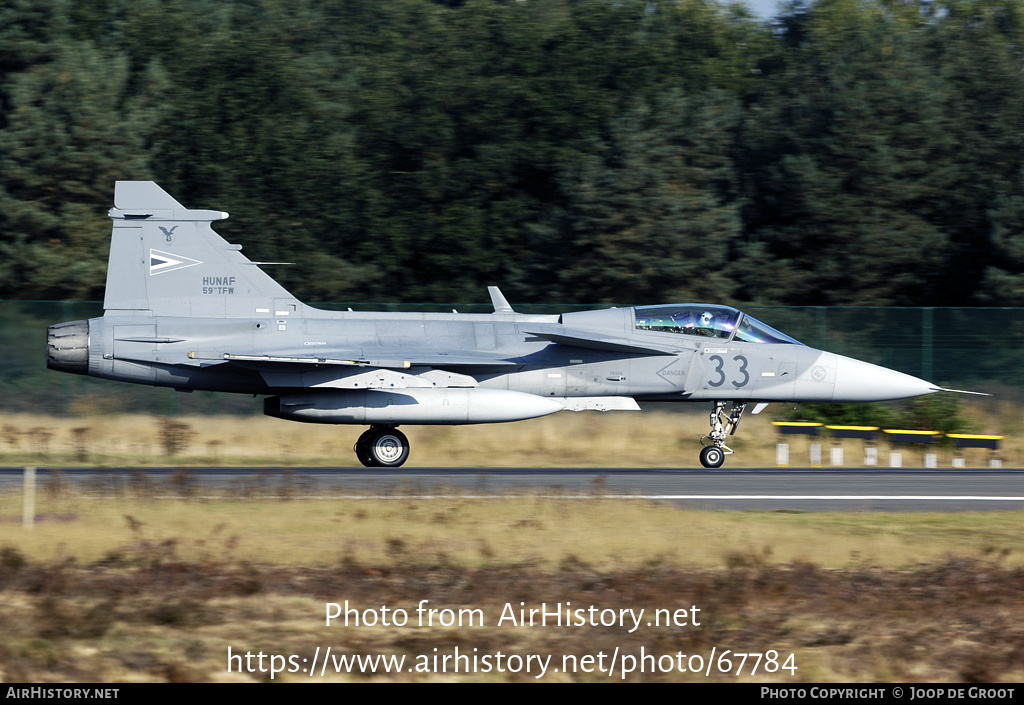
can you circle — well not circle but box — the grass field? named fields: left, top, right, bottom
left=3, top=490, right=1024, bottom=570
left=2, top=486, right=1024, bottom=682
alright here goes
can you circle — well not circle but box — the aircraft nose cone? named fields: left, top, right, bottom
left=832, top=355, right=937, bottom=402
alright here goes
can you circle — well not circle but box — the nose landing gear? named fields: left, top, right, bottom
left=699, top=401, right=746, bottom=468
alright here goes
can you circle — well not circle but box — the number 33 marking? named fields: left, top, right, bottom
left=708, top=355, right=749, bottom=388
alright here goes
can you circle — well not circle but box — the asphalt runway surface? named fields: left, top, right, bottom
left=3, top=467, right=1024, bottom=511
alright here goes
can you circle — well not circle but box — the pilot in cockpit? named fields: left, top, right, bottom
left=694, top=310, right=717, bottom=337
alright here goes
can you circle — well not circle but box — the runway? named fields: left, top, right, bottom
left=3, top=467, right=1024, bottom=511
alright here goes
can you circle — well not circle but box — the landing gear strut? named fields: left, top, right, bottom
left=699, top=401, right=746, bottom=468
left=354, top=426, right=410, bottom=467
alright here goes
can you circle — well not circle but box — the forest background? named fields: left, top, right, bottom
left=2, top=0, right=1024, bottom=309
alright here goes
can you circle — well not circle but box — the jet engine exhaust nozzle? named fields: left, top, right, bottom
left=46, top=320, right=90, bottom=375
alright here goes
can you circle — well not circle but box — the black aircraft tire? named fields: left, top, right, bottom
left=355, top=442, right=377, bottom=467
left=355, top=429, right=377, bottom=467
left=368, top=428, right=410, bottom=468
left=700, top=445, right=725, bottom=469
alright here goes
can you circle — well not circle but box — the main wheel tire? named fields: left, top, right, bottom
left=368, top=428, right=410, bottom=467
left=355, top=429, right=377, bottom=467
left=700, top=445, right=725, bottom=469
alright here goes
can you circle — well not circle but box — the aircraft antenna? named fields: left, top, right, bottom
left=488, top=286, right=515, bottom=314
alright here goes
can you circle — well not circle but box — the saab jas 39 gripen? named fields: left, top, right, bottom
left=46, top=182, right=979, bottom=468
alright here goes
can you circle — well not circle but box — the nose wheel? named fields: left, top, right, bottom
left=699, top=401, right=746, bottom=468
left=699, top=445, right=725, bottom=469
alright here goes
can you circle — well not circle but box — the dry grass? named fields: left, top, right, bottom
left=1, top=491, right=1023, bottom=682
left=3, top=492, right=1024, bottom=570
left=3, top=554, right=1024, bottom=683
left=0, top=397, right=1014, bottom=467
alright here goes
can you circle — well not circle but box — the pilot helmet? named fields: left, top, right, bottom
left=699, top=311, right=714, bottom=328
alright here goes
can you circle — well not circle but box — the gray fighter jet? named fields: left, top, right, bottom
left=46, top=182, right=976, bottom=468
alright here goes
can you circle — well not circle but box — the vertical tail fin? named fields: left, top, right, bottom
left=104, top=181, right=304, bottom=317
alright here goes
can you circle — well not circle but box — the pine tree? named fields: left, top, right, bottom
left=0, top=41, right=162, bottom=298
left=556, top=90, right=742, bottom=304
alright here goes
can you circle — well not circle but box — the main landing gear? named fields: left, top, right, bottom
left=355, top=425, right=410, bottom=467
left=699, top=401, right=746, bottom=468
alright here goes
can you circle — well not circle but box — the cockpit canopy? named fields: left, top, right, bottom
left=634, top=305, right=802, bottom=345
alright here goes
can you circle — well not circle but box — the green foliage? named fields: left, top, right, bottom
left=779, top=402, right=898, bottom=428
left=977, top=186, right=1024, bottom=304
left=894, top=394, right=973, bottom=435
left=0, top=0, right=68, bottom=82
left=0, top=39, right=161, bottom=298
left=554, top=89, right=742, bottom=303
left=1, top=0, right=1024, bottom=305
left=779, top=394, right=973, bottom=435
